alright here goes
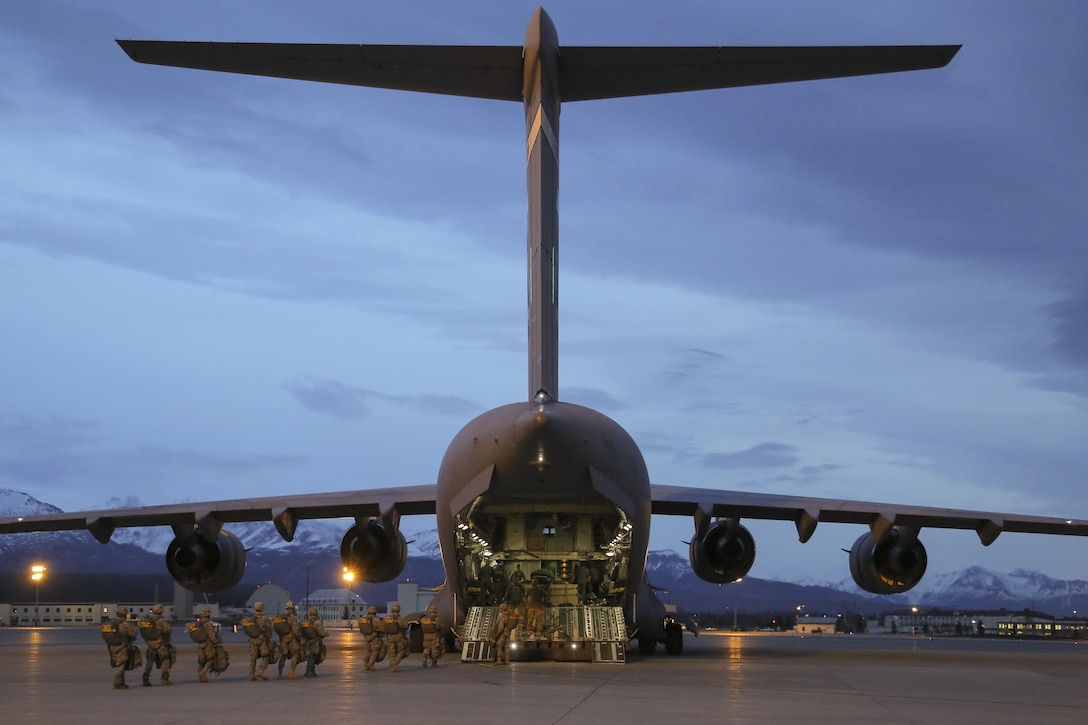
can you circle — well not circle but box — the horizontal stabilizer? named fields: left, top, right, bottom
left=559, top=45, right=961, bottom=101
left=118, top=40, right=958, bottom=104
left=117, top=41, right=525, bottom=101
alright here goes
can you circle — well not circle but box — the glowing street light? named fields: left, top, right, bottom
left=30, top=564, right=46, bottom=627
left=342, top=567, right=355, bottom=583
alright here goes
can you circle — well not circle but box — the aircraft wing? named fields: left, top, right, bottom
left=650, top=483, right=1088, bottom=546
left=0, top=485, right=437, bottom=544
left=117, top=40, right=958, bottom=104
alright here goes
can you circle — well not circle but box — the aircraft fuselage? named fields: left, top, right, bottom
left=433, top=395, right=660, bottom=636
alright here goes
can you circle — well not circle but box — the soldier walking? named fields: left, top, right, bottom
left=357, top=606, right=384, bottom=671
left=243, top=601, right=274, bottom=681
left=139, top=603, right=174, bottom=686
left=420, top=604, right=444, bottom=667
left=525, top=578, right=547, bottom=638
left=102, top=605, right=141, bottom=689
left=382, top=604, right=409, bottom=672
left=274, top=601, right=303, bottom=679
left=490, top=602, right=520, bottom=666
left=301, top=607, right=327, bottom=678
left=189, top=607, right=224, bottom=683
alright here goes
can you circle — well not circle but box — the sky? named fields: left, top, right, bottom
left=2, top=1, right=1087, bottom=585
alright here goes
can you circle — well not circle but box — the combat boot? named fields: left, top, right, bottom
left=198, top=672, right=209, bottom=683
left=162, top=674, right=172, bottom=686
left=142, top=674, right=151, bottom=687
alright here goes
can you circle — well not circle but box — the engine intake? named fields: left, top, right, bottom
left=165, top=528, right=246, bottom=592
left=689, top=518, right=756, bottom=584
left=848, top=528, right=927, bottom=595
left=341, top=518, right=407, bottom=583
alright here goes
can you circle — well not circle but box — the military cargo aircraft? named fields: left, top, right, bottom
left=3, top=8, right=1086, bottom=658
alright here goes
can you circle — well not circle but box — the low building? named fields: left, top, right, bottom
left=795, top=615, right=840, bottom=634
left=2, top=601, right=219, bottom=626
left=298, top=588, right=369, bottom=623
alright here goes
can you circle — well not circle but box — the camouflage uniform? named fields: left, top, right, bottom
left=245, top=601, right=274, bottom=681
left=275, top=602, right=303, bottom=679
left=357, top=606, right=384, bottom=671
left=140, top=604, right=174, bottom=686
left=302, top=607, right=327, bottom=678
left=420, top=604, right=444, bottom=667
left=525, top=580, right=547, bottom=638
left=490, top=603, right=520, bottom=665
left=382, top=604, right=409, bottom=672
left=192, top=607, right=222, bottom=683
left=104, top=605, right=140, bottom=689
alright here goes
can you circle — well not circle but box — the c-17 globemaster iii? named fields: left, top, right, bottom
left=3, top=8, right=1086, bottom=660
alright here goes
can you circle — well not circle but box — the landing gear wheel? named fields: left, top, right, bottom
left=664, top=622, right=683, bottom=655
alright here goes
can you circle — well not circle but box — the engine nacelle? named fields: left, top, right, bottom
left=689, top=519, right=756, bottom=584
left=848, top=528, right=928, bottom=595
left=341, top=518, right=408, bottom=583
left=165, top=528, right=246, bottom=593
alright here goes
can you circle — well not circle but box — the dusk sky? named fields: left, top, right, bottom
left=2, top=1, right=1086, bottom=585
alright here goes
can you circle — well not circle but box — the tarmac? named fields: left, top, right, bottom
left=2, top=626, right=1088, bottom=724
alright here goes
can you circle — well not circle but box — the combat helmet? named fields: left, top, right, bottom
left=151, top=604, right=163, bottom=615
left=392, top=604, right=401, bottom=613
left=309, top=607, right=318, bottom=617
left=254, top=601, right=264, bottom=612
left=286, top=601, right=296, bottom=611
left=201, top=607, right=211, bottom=618
left=367, top=606, right=377, bottom=615
left=116, top=605, right=128, bottom=617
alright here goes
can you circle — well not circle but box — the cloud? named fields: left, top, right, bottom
left=1046, top=295, right=1088, bottom=369
left=284, top=377, right=477, bottom=419
left=699, top=443, right=801, bottom=470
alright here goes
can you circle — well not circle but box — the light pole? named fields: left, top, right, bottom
left=732, top=578, right=743, bottom=631
left=30, top=564, right=46, bottom=626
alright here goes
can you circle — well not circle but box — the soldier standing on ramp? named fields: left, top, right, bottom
left=139, top=603, right=174, bottom=686
left=243, top=601, right=274, bottom=681
left=102, top=605, right=141, bottom=689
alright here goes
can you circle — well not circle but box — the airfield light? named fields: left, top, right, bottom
left=342, top=567, right=355, bottom=583
left=30, top=564, right=46, bottom=626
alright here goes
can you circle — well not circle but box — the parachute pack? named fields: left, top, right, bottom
left=272, top=616, right=293, bottom=636
left=299, top=620, right=321, bottom=641
left=241, top=617, right=262, bottom=638
left=100, top=622, right=124, bottom=646
left=186, top=622, right=208, bottom=644
left=138, top=619, right=161, bottom=642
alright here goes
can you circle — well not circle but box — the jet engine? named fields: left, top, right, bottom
left=689, top=518, right=756, bottom=584
left=165, top=528, right=246, bottom=592
left=340, top=518, right=407, bottom=583
left=848, top=528, right=927, bottom=595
